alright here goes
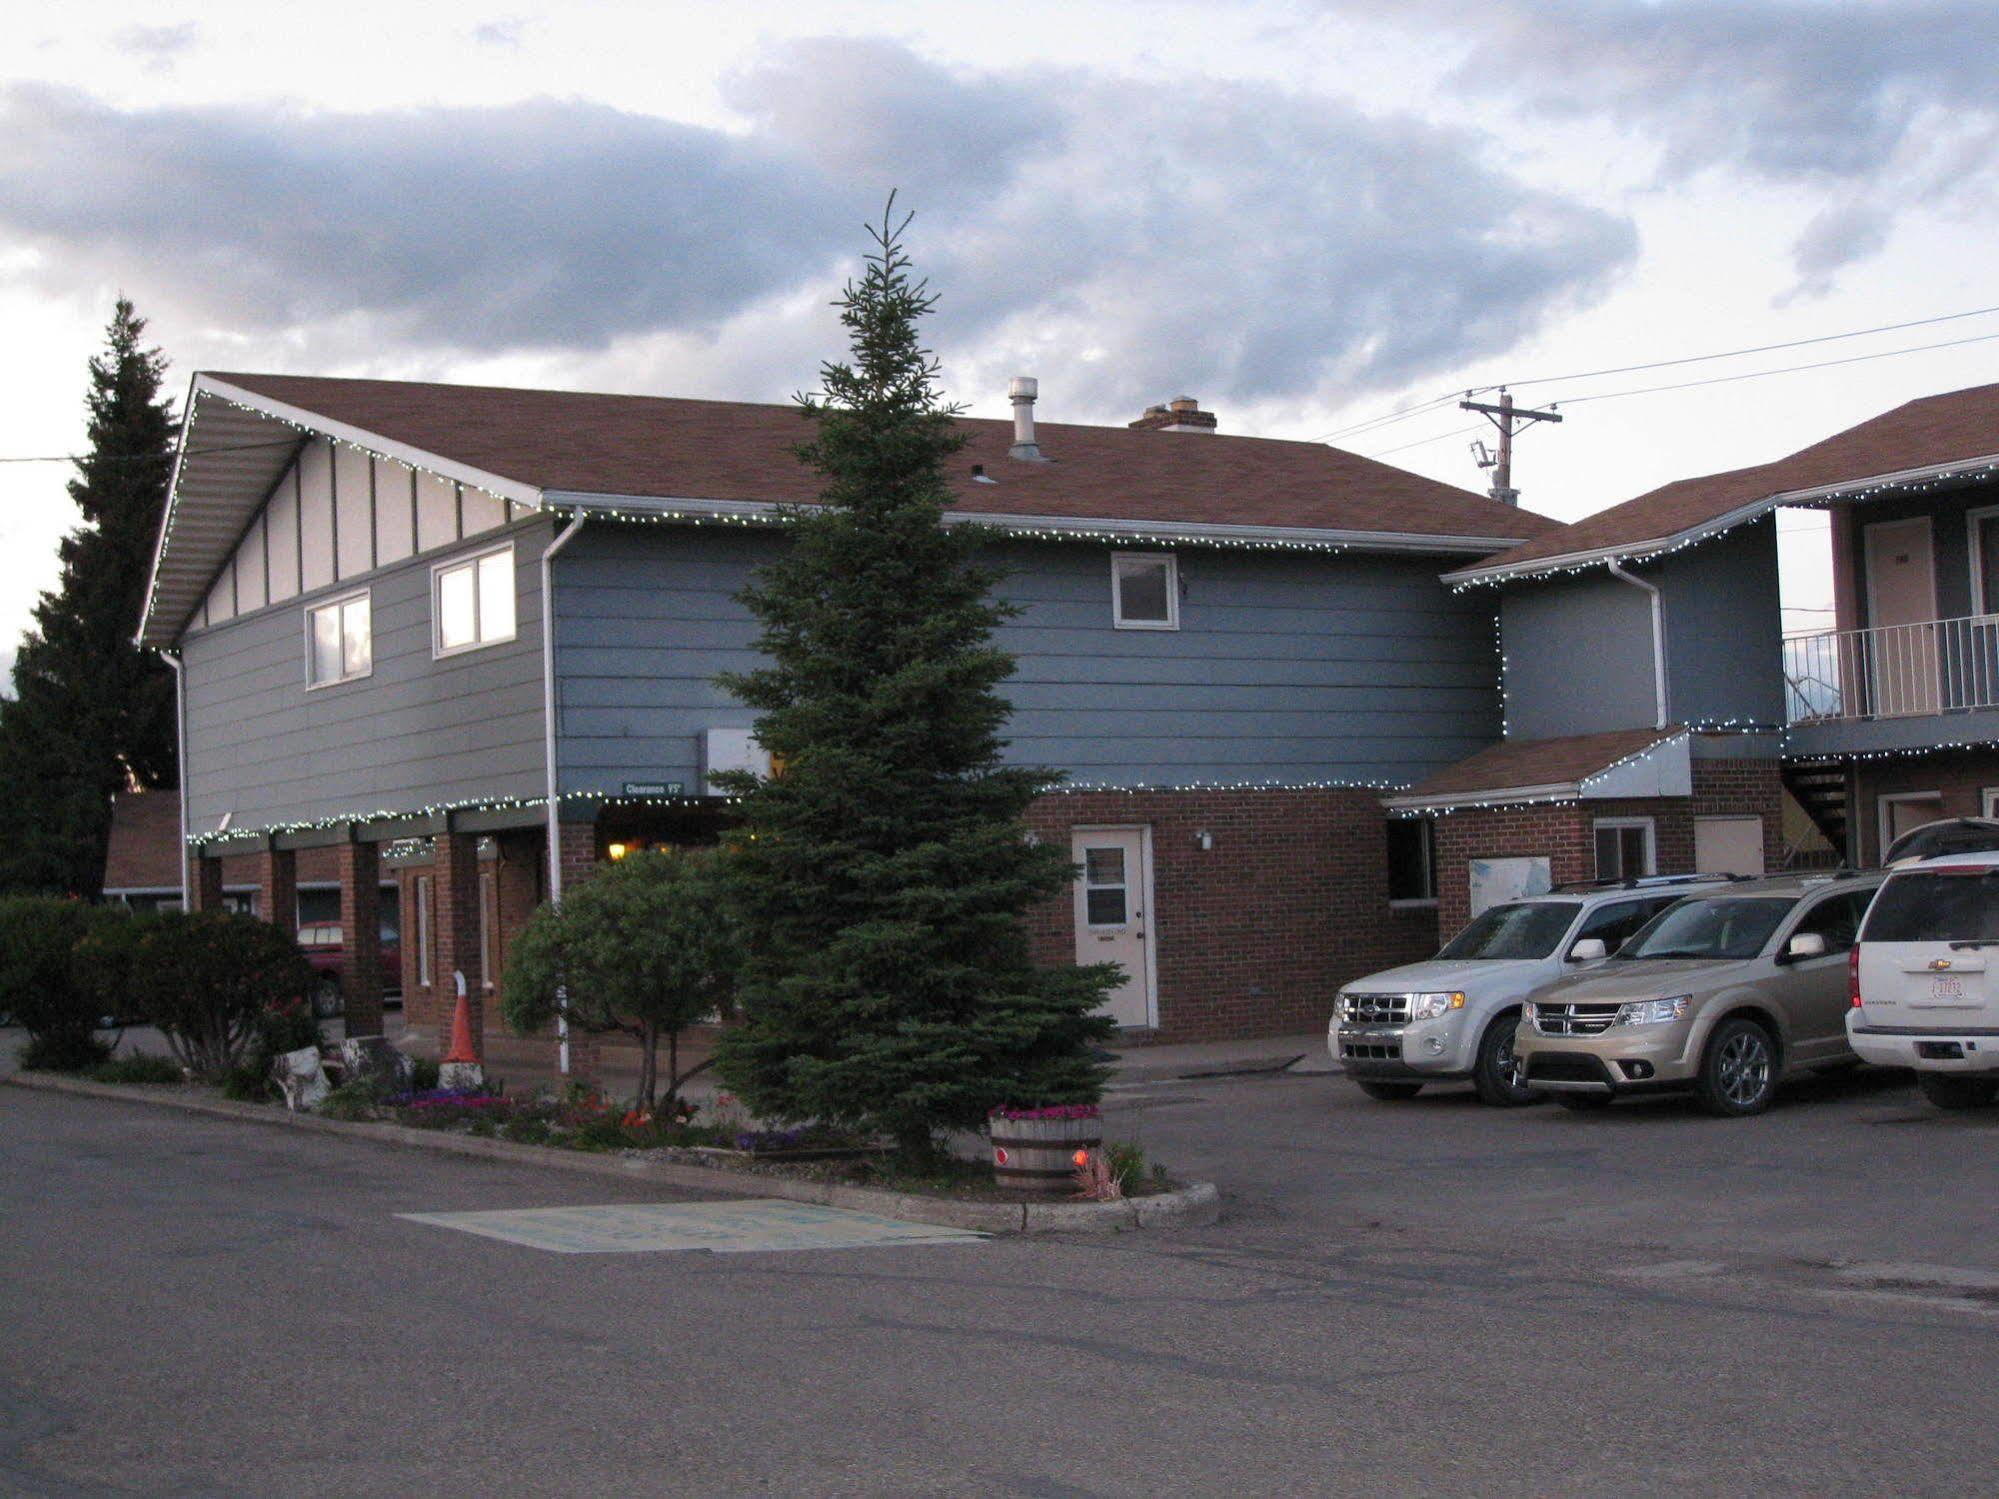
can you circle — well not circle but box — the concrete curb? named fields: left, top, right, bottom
left=2, top=1072, right=1221, bottom=1236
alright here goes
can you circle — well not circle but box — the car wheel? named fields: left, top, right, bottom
left=1354, top=1080, right=1423, bottom=1101
left=1472, top=1013, right=1540, bottom=1107
left=310, top=975, right=344, bottom=1020
left=1693, top=1017, right=1777, bottom=1117
left=1916, top=1073, right=1999, bottom=1111
left=1552, top=1093, right=1613, bottom=1112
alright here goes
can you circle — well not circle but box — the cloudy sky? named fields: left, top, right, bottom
left=4, top=0, right=1997, bottom=689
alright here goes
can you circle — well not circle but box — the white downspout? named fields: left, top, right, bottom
left=1607, top=560, right=1669, bottom=730
left=163, top=651, right=191, bottom=908
left=540, top=510, right=588, bottom=1073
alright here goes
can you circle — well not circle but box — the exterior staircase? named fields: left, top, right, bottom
left=1782, top=757, right=1850, bottom=863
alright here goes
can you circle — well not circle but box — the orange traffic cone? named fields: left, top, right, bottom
left=441, top=989, right=478, bottom=1065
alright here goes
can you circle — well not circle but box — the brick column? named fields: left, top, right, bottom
left=257, top=847, right=297, bottom=939
left=335, top=840, right=384, bottom=1038
left=188, top=852, right=224, bottom=912
left=432, top=831, right=484, bottom=1060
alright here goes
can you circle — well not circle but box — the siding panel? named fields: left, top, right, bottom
left=552, top=527, right=1501, bottom=794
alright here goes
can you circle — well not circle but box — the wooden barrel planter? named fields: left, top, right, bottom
left=988, top=1107, right=1102, bottom=1196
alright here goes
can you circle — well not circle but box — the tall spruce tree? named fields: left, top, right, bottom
left=0, top=300, right=179, bottom=895
left=713, top=206, right=1117, bottom=1157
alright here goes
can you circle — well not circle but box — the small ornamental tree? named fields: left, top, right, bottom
left=713, top=203, right=1118, bottom=1159
left=126, top=911, right=317, bottom=1081
left=502, top=849, right=740, bottom=1112
left=0, top=895, right=115, bottom=1070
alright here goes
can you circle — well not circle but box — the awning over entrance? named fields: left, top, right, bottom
left=1384, top=726, right=1691, bottom=815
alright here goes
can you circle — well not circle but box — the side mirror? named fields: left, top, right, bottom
left=1785, top=932, right=1828, bottom=961
left=1567, top=938, right=1608, bottom=963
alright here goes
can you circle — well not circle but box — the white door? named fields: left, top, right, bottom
left=1072, top=828, right=1154, bottom=1029
left=1694, top=816, right=1765, bottom=877
left=1863, top=517, right=1940, bottom=715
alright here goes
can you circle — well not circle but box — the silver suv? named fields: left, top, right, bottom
left=1515, top=871, right=1885, bottom=1116
left=1331, top=876, right=1728, bottom=1106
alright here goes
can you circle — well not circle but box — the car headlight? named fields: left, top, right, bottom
left=1410, top=992, right=1467, bottom=1021
left=1613, top=995, right=1692, bottom=1027
left=1521, top=1000, right=1538, bottom=1025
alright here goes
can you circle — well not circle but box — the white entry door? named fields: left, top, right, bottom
left=1694, top=815, right=1765, bottom=877
left=1072, top=828, right=1155, bottom=1029
left=1863, top=517, right=1940, bottom=715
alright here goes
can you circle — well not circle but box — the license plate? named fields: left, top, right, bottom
left=1931, top=975, right=1966, bottom=1002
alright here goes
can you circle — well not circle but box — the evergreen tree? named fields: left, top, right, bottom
left=0, top=300, right=179, bottom=895
left=713, top=205, right=1117, bottom=1159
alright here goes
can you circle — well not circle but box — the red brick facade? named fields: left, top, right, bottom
left=1022, top=789, right=1438, bottom=1044
left=1431, top=757, right=1788, bottom=935
left=333, top=841, right=384, bottom=1038
left=1852, top=750, right=1999, bottom=864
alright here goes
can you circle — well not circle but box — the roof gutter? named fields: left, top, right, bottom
left=1606, top=560, right=1669, bottom=730
left=1444, top=449, right=1999, bottom=589
left=540, top=508, right=588, bottom=1078
left=1383, top=780, right=1580, bottom=814
left=542, top=490, right=1536, bottom=557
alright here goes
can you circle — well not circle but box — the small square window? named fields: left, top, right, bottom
left=1593, top=819, right=1656, bottom=881
left=1112, top=552, right=1178, bottom=630
left=433, top=544, right=517, bottom=656
left=305, top=590, right=371, bottom=687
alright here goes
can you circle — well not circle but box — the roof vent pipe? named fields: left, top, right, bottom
left=1008, top=376, right=1044, bottom=462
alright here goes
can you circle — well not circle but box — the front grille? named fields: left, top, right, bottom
left=1342, top=993, right=1411, bottom=1024
left=1533, top=1002, right=1621, bottom=1037
left=1340, top=1041, right=1402, bottom=1061
left=1525, top=1052, right=1611, bottom=1085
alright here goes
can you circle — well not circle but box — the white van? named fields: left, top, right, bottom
left=1848, top=852, right=1999, bottom=1109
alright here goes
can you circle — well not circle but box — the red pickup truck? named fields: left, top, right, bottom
left=298, top=885, right=403, bottom=1018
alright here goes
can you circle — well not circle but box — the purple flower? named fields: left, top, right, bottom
left=988, top=1103, right=1101, bottom=1122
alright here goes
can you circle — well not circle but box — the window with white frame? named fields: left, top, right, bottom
left=433, top=544, right=517, bottom=656
left=305, top=590, right=372, bottom=687
left=1593, top=817, right=1657, bottom=881
left=1111, top=552, right=1178, bottom=630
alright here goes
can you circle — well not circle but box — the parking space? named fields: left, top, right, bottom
left=1113, top=1061, right=1999, bottom=1271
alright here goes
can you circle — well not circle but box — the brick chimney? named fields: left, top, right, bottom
left=1129, top=396, right=1217, bottom=433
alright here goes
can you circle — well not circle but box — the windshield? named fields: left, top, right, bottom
left=1437, top=901, right=1581, bottom=961
left=1864, top=870, right=1999, bottom=942
left=1621, top=897, right=1795, bottom=961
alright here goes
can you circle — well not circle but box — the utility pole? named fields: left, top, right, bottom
left=1460, top=389, right=1562, bottom=506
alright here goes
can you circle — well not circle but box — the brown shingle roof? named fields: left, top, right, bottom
left=1396, top=726, right=1683, bottom=802
left=1455, top=381, right=1999, bottom=581
left=208, top=373, right=1560, bottom=545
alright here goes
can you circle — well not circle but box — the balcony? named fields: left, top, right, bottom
left=1784, top=613, right=1999, bottom=725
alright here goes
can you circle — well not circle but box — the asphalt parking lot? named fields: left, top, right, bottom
left=7, top=1047, right=1999, bottom=1495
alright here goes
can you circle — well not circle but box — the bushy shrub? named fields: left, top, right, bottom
left=0, top=896, right=116, bottom=1071
left=123, top=911, right=317, bottom=1082
left=503, top=848, right=740, bottom=1112
left=87, top=1054, right=183, bottom=1085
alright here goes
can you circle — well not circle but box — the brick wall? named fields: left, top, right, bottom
left=1023, top=789, right=1438, bottom=1044
left=1432, top=758, right=1786, bottom=935
left=1853, top=749, right=1999, bottom=864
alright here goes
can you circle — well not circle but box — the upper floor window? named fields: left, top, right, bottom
left=434, top=543, right=517, bottom=657
left=1112, top=552, right=1178, bottom=630
left=1593, top=817, right=1657, bottom=882
left=306, top=590, right=371, bottom=687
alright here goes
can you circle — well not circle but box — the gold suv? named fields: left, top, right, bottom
left=1513, top=873, right=1885, bottom=1117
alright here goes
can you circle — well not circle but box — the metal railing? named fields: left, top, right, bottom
left=1783, top=613, right=1999, bottom=723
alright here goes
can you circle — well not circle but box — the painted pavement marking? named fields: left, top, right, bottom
left=397, top=1198, right=987, bottom=1255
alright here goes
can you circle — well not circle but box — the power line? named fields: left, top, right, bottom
left=1363, top=422, right=1484, bottom=460
left=1302, top=392, right=1460, bottom=445
left=1477, top=302, right=1999, bottom=395
left=1555, top=328, right=1999, bottom=407
left=0, top=438, right=299, bottom=466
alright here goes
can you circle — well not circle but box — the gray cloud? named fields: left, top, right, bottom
left=470, top=17, right=528, bottom=49
left=0, top=84, right=851, bottom=354
left=113, top=23, right=200, bottom=72
left=1325, top=0, right=1999, bottom=289
left=0, top=41, right=1635, bottom=413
